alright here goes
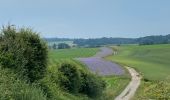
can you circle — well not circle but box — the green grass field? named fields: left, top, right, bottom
left=107, top=44, right=170, bottom=80
left=103, top=75, right=130, bottom=99
left=48, top=48, right=99, bottom=60
left=107, top=44, right=170, bottom=99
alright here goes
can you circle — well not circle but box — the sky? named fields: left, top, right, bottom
left=0, top=0, right=170, bottom=38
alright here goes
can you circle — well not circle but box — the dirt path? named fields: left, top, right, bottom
left=115, top=67, right=141, bottom=100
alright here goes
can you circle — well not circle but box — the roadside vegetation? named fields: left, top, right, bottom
left=107, top=44, right=170, bottom=99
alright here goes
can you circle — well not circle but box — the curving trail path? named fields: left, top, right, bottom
left=115, top=67, right=141, bottom=100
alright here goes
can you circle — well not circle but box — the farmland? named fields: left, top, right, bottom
left=107, top=44, right=170, bottom=80
left=48, top=47, right=99, bottom=59
left=107, top=44, right=170, bottom=99
left=48, top=47, right=130, bottom=99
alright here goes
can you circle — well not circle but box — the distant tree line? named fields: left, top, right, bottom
left=51, top=43, right=71, bottom=49
left=44, top=37, right=73, bottom=42
left=44, top=34, right=170, bottom=47
left=73, top=37, right=136, bottom=47
left=137, top=34, right=170, bottom=45
left=73, top=34, right=170, bottom=46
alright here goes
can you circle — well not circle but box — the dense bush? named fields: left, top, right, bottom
left=0, top=25, right=48, bottom=82
left=58, top=63, right=81, bottom=93
left=37, top=74, right=61, bottom=100
left=80, top=71, right=106, bottom=98
left=0, top=68, right=46, bottom=100
left=57, top=62, right=106, bottom=98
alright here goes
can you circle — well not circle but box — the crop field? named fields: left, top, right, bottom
left=107, top=44, right=170, bottom=99
left=48, top=47, right=99, bottom=60
left=107, top=44, right=170, bottom=80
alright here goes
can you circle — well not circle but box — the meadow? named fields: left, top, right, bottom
left=107, top=44, right=170, bottom=99
left=49, top=48, right=99, bottom=59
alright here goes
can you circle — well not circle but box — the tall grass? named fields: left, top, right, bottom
left=0, top=68, right=47, bottom=100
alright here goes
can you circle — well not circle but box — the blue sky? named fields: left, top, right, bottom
left=0, top=0, right=170, bottom=38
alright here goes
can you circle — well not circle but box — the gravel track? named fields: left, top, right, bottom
left=115, top=67, right=141, bottom=100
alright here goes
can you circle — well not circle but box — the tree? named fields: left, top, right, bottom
left=52, top=43, right=57, bottom=49
left=58, top=43, right=70, bottom=49
left=0, top=25, right=48, bottom=82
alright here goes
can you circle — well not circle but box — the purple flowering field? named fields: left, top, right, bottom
left=77, top=47, right=124, bottom=75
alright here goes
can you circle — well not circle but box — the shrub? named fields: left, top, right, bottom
left=79, top=71, right=106, bottom=98
left=37, top=75, right=62, bottom=100
left=0, top=68, right=47, bottom=100
left=0, top=25, right=48, bottom=82
left=58, top=63, right=81, bottom=93
left=57, top=61, right=106, bottom=98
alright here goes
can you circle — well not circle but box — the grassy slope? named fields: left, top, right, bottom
left=107, top=44, right=170, bottom=99
left=49, top=48, right=99, bottom=60
left=108, top=44, right=170, bottom=80
left=103, top=75, right=130, bottom=99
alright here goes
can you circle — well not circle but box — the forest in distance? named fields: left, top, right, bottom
left=44, top=34, right=170, bottom=47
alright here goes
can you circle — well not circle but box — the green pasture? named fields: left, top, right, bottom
left=107, top=44, right=170, bottom=81
left=48, top=47, right=99, bottom=60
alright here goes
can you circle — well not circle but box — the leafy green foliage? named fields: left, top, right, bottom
left=37, top=60, right=90, bottom=100
left=58, top=63, right=81, bottom=93
left=0, top=25, right=48, bottom=82
left=80, top=71, right=106, bottom=98
left=0, top=68, right=47, bottom=100
left=37, top=74, right=61, bottom=100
